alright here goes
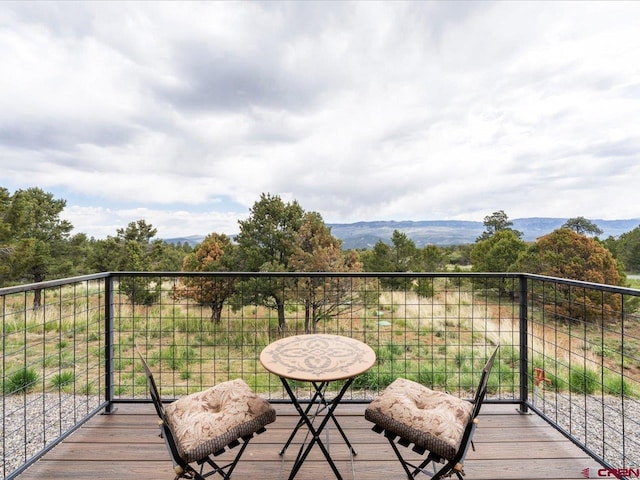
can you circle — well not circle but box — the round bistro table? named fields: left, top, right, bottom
left=260, top=334, right=376, bottom=480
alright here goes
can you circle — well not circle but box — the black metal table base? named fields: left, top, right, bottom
left=279, top=377, right=356, bottom=480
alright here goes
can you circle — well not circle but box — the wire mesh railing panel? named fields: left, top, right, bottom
left=2, top=271, right=639, bottom=477
left=527, top=276, right=640, bottom=470
left=1, top=276, right=107, bottom=479
left=110, top=273, right=519, bottom=403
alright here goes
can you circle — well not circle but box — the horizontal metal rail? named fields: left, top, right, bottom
left=1, top=272, right=638, bottom=479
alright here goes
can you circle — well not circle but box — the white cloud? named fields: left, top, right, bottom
left=64, top=204, right=244, bottom=239
left=1, top=1, right=640, bottom=238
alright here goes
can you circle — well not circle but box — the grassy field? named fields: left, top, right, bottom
left=2, top=278, right=638, bottom=400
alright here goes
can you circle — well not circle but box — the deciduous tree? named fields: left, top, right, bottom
left=290, top=212, right=365, bottom=332
left=173, top=233, right=236, bottom=324
left=514, top=228, right=623, bottom=323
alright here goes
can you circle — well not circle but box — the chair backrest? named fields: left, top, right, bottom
left=470, top=344, right=499, bottom=419
left=440, top=344, right=499, bottom=472
left=136, top=347, right=167, bottom=421
left=136, top=347, right=187, bottom=470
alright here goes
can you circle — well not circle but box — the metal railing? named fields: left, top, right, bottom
left=523, top=274, right=640, bottom=474
left=1, top=272, right=639, bottom=479
left=1, top=273, right=110, bottom=479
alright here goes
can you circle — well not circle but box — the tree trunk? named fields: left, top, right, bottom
left=33, top=288, right=42, bottom=309
left=304, top=300, right=311, bottom=333
left=210, top=301, right=223, bottom=324
left=32, top=270, right=46, bottom=309
left=311, top=303, right=319, bottom=333
left=277, top=301, right=286, bottom=332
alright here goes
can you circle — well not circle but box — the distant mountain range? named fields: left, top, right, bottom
left=164, top=218, right=640, bottom=249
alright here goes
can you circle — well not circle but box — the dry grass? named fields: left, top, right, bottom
left=3, top=278, right=638, bottom=398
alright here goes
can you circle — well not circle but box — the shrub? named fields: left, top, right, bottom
left=51, top=371, right=75, bottom=388
left=119, top=277, right=160, bottom=306
left=604, top=375, right=635, bottom=396
left=79, top=383, right=94, bottom=395
left=5, top=367, right=39, bottom=394
left=454, top=351, right=465, bottom=368
left=157, top=344, right=197, bottom=370
left=569, top=367, right=598, bottom=394
left=351, top=369, right=379, bottom=390
left=376, top=341, right=403, bottom=364
left=416, top=368, right=434, bottom=387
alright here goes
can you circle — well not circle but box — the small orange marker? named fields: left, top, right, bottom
left=534, top=367, right=551, bottom=387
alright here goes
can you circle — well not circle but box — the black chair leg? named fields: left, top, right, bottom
left=387, top=435, right=416, bottom=479
left=193, top=438, right=250, bottom=480
left=384, top=434, right=458, bottom=480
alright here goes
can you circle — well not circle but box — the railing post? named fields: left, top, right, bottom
left=518, top=275, right=529, bottom=414
left=104, top=275, right=116, bottom=413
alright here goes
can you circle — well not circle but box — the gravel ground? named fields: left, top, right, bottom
left=532, top=391, right=640, bottom=469
left=1, top=393, right=102, bottom=478
left=2, top=392, right=639, bottom=478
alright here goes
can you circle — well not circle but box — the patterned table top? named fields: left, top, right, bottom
left=260, top=334, right=377, bottom=382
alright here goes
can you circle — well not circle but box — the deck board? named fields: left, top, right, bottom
left=16, top=403, right=602, bottom=480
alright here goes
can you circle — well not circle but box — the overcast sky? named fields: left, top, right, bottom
left=1, top=1, right=639, bottom=239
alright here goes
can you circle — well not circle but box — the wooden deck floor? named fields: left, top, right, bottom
left=16, top=403, right=602, bottom=480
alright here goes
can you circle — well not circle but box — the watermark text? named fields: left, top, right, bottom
left=582, top=467, right=640, bottom=479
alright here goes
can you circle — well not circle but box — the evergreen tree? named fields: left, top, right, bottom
left=562, top=217, right=603, bottom=237
left=2, top=188, right=74, bottom=305
left=471, top=229, right=527, bottom=296
left=235, top=193, right=305, bottom=330
left=477, top=210, right=522, bottom=241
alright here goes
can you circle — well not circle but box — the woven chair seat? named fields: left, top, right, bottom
left=164, top=378, right=276, bottom=463
left=365, top=378, right=473, bottom=460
